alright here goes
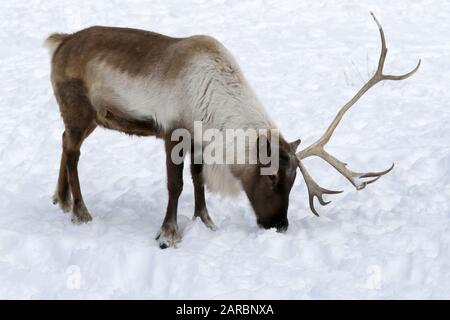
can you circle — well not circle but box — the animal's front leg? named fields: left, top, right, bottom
left=190, top=152, right=217, bottom=231
left=156, top=138, right=184, bottom=249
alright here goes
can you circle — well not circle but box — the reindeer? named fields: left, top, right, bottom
left=46, top=13, right=419, bottom=248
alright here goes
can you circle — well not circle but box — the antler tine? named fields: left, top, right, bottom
left=371, top=11, right=388, bottom=76
left=297, top=161, right=343, bottom=216
left=295, top=13, right=420, bottom=216
left=310, top=148, right=395, bottom=190
left=370, top=11, right=421, bottom=81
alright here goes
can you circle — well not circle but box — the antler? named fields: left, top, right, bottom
left=296, top=12, right=420, bottom=216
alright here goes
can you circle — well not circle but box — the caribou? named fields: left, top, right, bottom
left=46, top=13, right=419, bottom=248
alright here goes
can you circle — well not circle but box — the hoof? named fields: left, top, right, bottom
left=156, top=224, right=181, bottom=249
left=52, top=193, right=72, bottom=213
left=71, top=213, right=93, bottom=224
left=71, top=204, right=92, bottom=224
left=194, top=210, right=218, bottom=231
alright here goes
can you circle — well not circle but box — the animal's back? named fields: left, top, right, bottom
left=46, top=27, right=232, bottom=131
left=48, top=26, right=182, bottom=80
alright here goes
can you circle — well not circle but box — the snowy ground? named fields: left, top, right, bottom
left=0, top=0, right=449, bottom=299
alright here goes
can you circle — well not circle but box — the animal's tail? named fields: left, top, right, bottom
left=44, top=33, right=71, bottom=57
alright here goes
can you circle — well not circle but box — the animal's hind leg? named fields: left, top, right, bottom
left=53, top=80, right=96, bottom=223
left=53, top=132, right=72, bottom=212
left=53, top=123, right=96, bottom=213
left=64, top=126, right=96, bottom=224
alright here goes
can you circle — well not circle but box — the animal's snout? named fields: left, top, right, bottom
left=276, top=219, right=289, bottom=233
left=257, top=217, right=289, bottom=233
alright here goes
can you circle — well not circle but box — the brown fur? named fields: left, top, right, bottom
left=96, top=107, right=162, bottom=137
left=239, top=137, right=298, bottom=231
left=49, top=26, right=220, bottom=243
left=48, top=26, right=295, bottom=247
left=50, top=26, right=221, bottom=84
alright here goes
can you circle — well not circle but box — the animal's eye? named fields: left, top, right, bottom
left=268, top=174, right=277, bottom=183
left=279, top=153, right=290, bottom=168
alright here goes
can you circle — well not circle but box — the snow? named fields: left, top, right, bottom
left=0, top=0, right=449, bottom=299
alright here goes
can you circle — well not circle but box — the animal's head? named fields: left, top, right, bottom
left=241, top=12, right=420, bottom=232
left=241, top=136, right=301, bottom=232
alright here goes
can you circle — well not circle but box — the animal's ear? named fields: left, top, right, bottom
left=289, top=139, right=301, bottom=152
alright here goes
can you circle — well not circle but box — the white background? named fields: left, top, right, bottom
left=0, top=0, right=448, bottom=298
